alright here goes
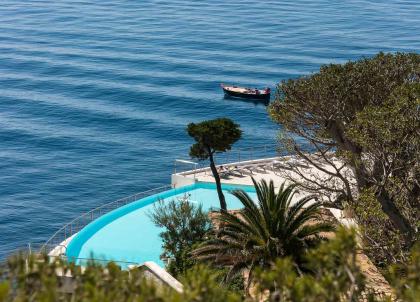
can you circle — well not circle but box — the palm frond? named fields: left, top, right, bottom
left=193, top=179, right=335, bottom=278
left=295, top=222, right=335, bottom=239
left=285, top=200, right=324, bottom=235
left=231, top=189, right=268, bottom=239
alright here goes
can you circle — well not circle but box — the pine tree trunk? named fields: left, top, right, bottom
left=208, top=152, right=227, bottom=211
left=327, top=120, right=413, bottom=240
left=375, top=189, right=413, bottom=241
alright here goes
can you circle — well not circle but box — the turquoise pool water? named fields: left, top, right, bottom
left=66, top=182, right=256, bottom=267
left=2, top=0, right=419, bottom=259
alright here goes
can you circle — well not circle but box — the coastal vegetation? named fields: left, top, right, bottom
left=254, top=227, right=368, bottom=302
left=1, top=52, right=419, bottom=301
left=269, top=52, right=419, bottom=268
left=149, top=199, right=211, bottom=277
left=193, top=178, right=334, bottom=289
left=2, top=231, right=419, bottom=301
left=187, top=118, right=242, bottom=211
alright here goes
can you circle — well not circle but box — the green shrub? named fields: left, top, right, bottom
left=388, top=244, right=420, bottom=302
left=253, top=227, right=379, bottom=302
left=149, top=198, right=212, bottom=277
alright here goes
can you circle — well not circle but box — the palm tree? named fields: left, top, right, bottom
left=193, top=178, right=335, bottom=286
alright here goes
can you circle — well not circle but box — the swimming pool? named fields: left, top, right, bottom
left=66, top=182, right=257, bottom=267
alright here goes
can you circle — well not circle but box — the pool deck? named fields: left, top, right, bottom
left=45, top=154, right=391, bottom=296
left=173, top=156, right=393, bottom=295
left=50, top=155, right=355, bottom=259
left=42, top=154, right=392, bottom=297
left=172, top=155, right=355, bottom=224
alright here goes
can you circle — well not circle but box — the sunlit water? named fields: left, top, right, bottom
left=1, top=0, right=419, bottom=259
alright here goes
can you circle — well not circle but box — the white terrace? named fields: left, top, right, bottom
left=171, top=153, right=393, bottom=295
left=172, top=153, right=356, bottom=224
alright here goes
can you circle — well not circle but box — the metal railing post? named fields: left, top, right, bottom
left=40, top=185, right=171, bottom=253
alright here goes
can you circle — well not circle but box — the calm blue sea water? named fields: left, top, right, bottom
left=0, top=0, right=419, bottom=259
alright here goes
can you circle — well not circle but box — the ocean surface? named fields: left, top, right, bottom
left=1, top=0, right=419, bottom=259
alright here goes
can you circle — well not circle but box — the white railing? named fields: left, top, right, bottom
left=39, top=145, right=279, bottom=256
left=174, top=144, right=278, bottom=174
left=40, top=185, right=172, bottom=255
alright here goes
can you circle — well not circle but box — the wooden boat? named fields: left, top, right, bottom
left=221, top=84, right=270, bottom=101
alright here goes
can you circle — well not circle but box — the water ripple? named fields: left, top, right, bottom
left=0, top=0, right=419, bottom=258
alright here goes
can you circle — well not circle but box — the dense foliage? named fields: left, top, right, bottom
left=254, top=227, right=369, bottom=302
left=193, top=178, right=334, bottom=289
left=0, top=254, right=240, bottom=302
left=2, top=52, right=418, bottom=301
left=4, top=228, right=419, bottom=301
left=269, top=52, right=419, bottom=266
left=187, top=118, right=242, bottom=210
left=149, top=199, right=212, bottom=277
left=388, top=243, right=420, bottom=302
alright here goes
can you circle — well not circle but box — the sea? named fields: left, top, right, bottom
left=1, top=0, right=419, bottom=259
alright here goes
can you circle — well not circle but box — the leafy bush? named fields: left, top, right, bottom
left=3, top=229, right=419, bottom=301
left=180, top=265, right=241, bottom=302
left=194, top=179, right=334, bottom=290
left=149, top=198, right=212, bottom=277
left=269, top=52, right=419, bottom=268
left=353, top=189, right=408, bottom=268
left=388, top=243, right=420, bottom=302
left=1, top=253, right=170, bottom=302
left=253, top=227, right=379, bottom=302
left=0, top=254, right=239, bottom=302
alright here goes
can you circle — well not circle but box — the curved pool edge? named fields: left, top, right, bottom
left=66, top=181, right=255, bottom=263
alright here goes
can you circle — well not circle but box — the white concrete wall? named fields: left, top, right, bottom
left=171, top=173, right=196, bottom=188
left=129, top=261, right=184, bottom=293
left=48, top=234, right=77, bottom=257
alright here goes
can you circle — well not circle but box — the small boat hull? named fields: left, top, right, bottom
left=221, top=84, right=270, bottom=103
left=222, top=88, right=270, bottom=101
